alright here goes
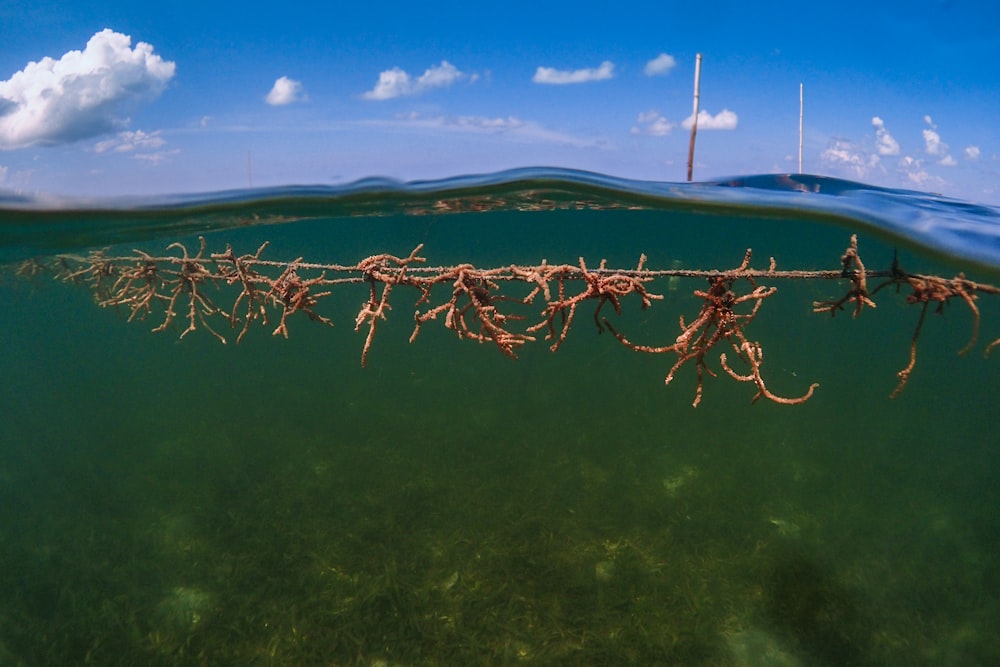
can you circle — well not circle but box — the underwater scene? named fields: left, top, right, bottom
left=2, top=169, right=1000, bottom=666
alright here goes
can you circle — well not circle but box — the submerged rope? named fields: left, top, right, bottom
left=13, top=235, right=999, bottom=406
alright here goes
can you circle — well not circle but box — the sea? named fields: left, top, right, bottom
left=1, top=168, right=999, bottom=666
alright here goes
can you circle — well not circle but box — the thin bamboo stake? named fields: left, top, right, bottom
left=686, top=53, right=702, bottom=182
left=798, top=83, right=804, bottom=174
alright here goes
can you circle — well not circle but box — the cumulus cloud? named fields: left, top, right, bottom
left=532, top=61, right=614, bottom=85
left=820, top=138, right=880, bottom=179
left=681, top=108, right=738, bottom=130
left=266, top=76, right=307, bottom=105
left=644, top=53, right=676, bottom=76
left=631, top=110, right=674, bottom=136
left=922, top=115, right=956, bottom=166
left=821, top=125, right=969, bottom=190
left=871, top=116, right=900, bottom=156
left=362, top=61, right=468, bottom=100
left=364, top=68, right=410, bottom=100
left=923, top=127, right=946, bottom=156
left=897, top=155, right=940, bottom=187
left=965, top=145, right=981, bottom=160
left=0, top=29, right=175, bottom=149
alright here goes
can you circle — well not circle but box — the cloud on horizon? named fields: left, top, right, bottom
left=362, top=61, right=469, bottom=100
left=532, top=61, right=614, bottom=85
left=0, top=29, right=175, bottom=150
left=819, top=119, right=960, bottom=188
left=368, top=112, right=609, bottom=148
left=897, top=155, right=940, bottom=187
left=820, top=137, right=881, bottom=179
left=266, top=76, right=307, bottom=105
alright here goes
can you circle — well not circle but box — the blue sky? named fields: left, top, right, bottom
left=1, top=0, right=998, bottom=203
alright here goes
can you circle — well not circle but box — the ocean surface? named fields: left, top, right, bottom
left=2, top=168, right=999, bottom=665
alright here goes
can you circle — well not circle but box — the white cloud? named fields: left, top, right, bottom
left=965, top=145, right=981, bottom=160
left=681, top=108, right=738, bottom=130
left=923, top=127, right=947, bottom=156
left=392, top=112, right=526, bottom=132
left=362, top=61, right=467, bottom=100
left=871, top=116, right=900, bottom=156
left=644, top=53, right=676, bottom=76
left=449, top=115, right=526, bottom=131
left=532, top=61, right=614, bottom=85
left=922, top=116, right=949, bottom=156
left=418, top=62, right=464, bottom=88
left=921, top=115, right=956, bottom=166
left=93, top=128, right=174, bottom=165
left=897, top=155, right=941, bottom=187
left=820, top=138, right=880, bottom=179
left=370, top=112, right=608, bottom=148
left=823, top=131, right=953, bottom=189
left=94, top=129, right=165, bottom=153
left=266, top=76, right=307, bottom=105
left=0, top=29, right=175, bottom=149
left=132, top=149, right=179, bottom=165
left=631, top=110, right=674, bottom=136
left=364, top=68, right=409, bottom=100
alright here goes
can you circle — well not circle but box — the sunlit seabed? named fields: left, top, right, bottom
left=1, top=170, right=999, bottom=665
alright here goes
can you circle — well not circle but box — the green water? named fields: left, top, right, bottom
left=2, top=207, right=999, bottom=665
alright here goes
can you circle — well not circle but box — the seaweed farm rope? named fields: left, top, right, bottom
left=13, top=235, right=1000, bottom=407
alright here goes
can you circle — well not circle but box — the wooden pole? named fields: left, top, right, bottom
left=686, top=53, right=702, bottom=182
left=798, top=83, right=804, bottom=174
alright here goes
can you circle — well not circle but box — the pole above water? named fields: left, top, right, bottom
left=798, top=83, right=804, bottom=174
left=686, top=54, right=702, bottom=182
